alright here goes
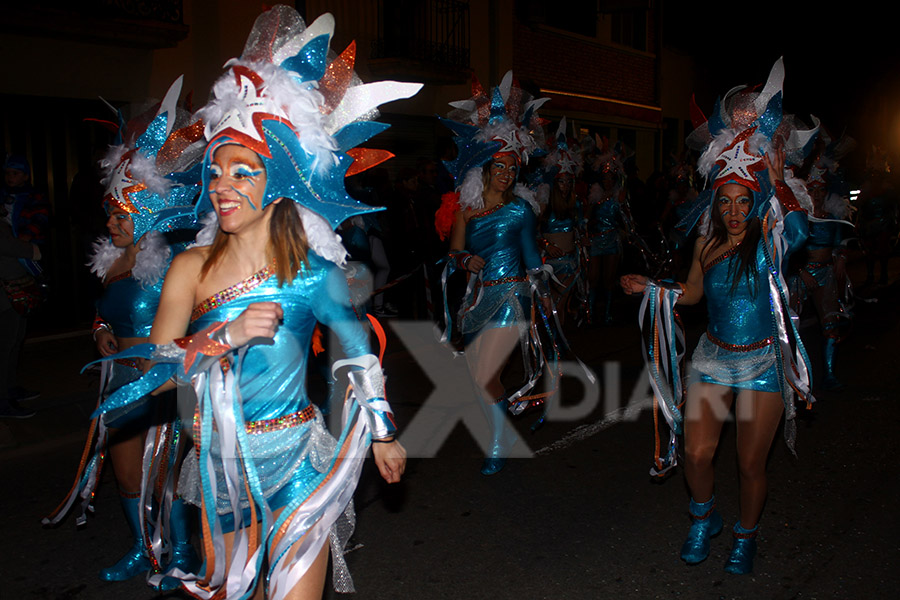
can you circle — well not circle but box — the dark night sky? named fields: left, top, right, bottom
left=663, top=2, right=900, bottom=180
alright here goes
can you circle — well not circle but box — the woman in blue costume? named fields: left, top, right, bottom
left=539, top=117, right=584, bottom=327
left=791, top=148, right=854, bottom=390
left=90, top=8, right=419, bottom=599
left=43, top=77, right=203, bottom=590
left=585, top=140, right=626, bottom=324
left=437, top=71, right=550, bottom=475
left=622, top=59, right=818, bottom=575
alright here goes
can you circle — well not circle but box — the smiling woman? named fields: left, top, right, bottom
left=208, top=145, right=268, bottom=221
left=87, top=6, right=421, bottom=599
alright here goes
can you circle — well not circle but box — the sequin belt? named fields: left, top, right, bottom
left=479, top=275, right=527, bottom=287
left=706, top=330, right=774, bottom=352
left=114, top=358, right=141, bottom=370
left=804, top=260, right=832, bottom=269
left=245, top=405, right=316, bottom=435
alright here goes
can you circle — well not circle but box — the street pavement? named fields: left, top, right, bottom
left=2, top=260, right=898, bottom=600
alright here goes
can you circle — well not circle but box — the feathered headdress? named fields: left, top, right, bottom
left=195, top=5, right=422, bottom=263
left=805, top=126, right=855, bottom=219
left=439, top=70, right=548, bottom=211
left=677, top=57, right=819, bottom=235
left=99, top=75, right=205, bottom=244
left=542, top=117, right=582, bottom=180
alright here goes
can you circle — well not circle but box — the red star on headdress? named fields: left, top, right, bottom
left=173, top=321, right=232, bottom=373
left=714, top=127, right=765, bottom=192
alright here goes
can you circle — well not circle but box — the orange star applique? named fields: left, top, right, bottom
left=173, top=321, right=231, bottom=373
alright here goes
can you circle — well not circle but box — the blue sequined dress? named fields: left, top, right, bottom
left=458, top=198, right=542, bottom=344
left=42, top=238, right=174, bottom=527
left=91, top=251, right=391, bottom=595
left=691, top=210, right=809, bottom=392
left=588, top=197, right=622, bottom=256
left=177, top=254, right=371, bottom=527
left=98, top=266, right=168, bottom=428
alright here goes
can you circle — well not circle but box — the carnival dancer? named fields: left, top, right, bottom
left=856, top=147, right=898, bottom=286
left=585, top=138, right=626, bottom=324
left=791, top=132, right=855, bottom=390
left=621, top=59, right=818, bottom=574
left=86, top=7, right=419, bottom=599
left=538, top=118, right=584, bottom=327
left=42, top=76, right=205, bottom=589
left=435, top=71, right=551, bottom=475
left=660, top=151, right=700, bottom=275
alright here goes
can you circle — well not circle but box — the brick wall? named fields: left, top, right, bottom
left=512, top=20, right=658, bottom=122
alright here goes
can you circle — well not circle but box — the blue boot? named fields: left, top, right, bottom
left=680, top=497, right=723, bottom=564
left=481, top=399, right=516, bottom=476
left=822, top=336, right=843, bottom=390
left=99, top=494, right=151, bottom=581
left=724, top=522, right=758, bottom=574
left=156, top=499, right=201, bottom=591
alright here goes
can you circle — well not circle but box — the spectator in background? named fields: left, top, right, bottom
left=1, top=154, right=49, bottom=408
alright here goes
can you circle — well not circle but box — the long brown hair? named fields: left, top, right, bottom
left=200, top=200, right=309, bottom=286
left=702, top=193, right=762, bottom=296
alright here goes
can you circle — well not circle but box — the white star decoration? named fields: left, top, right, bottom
left=715, top=128, right=765, bottom=190
left=492, top=128, right=525, bottom=160
left=557, top=151, right=577, bottom=175
left=206, top=72, right=280, bottom=144
left=103, top=153, right=144, bottom=213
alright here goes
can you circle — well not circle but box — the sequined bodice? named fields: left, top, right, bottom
left=806, top=218, right=842, bottom=250
left=97, top=271, right=165, bottom=338
left=589, top=198, right=621, bottom=232
left=190, top=253, right=369, bottom=422
left=542, top=202, right=581, bottom=235
left=465, top=198, right=542, bottom=281
left=702, top=244, right=772, bottom=346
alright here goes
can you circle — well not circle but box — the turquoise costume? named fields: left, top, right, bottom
left=177, top=254, right=373, bottom=526
left=85, top=6, right=418, bottom=597
left=541, top=201, right=581, bottom=276
left=588, top=196, right=622, bottom=256
left=640, top=57, right=818, bottom=576
left=694, top=210, right=809, bottom=393
left=459, top=198, right=543, bottom=344
left=791, top=218, right=845, bottom=314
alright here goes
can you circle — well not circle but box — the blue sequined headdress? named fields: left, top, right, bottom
left=195, top=6, right=421, bottom=264
left=542, top=117, right=582, bottom=180
left=100, top=76, right=204, bottom=244
left=679, top=58, right=819, bottom=235
left=439, top=70, right=548, bottom=211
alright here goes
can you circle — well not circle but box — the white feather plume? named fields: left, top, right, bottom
left=295, top=204, right=348, bottom=266
left=88, top=237, right=124, bottom=280
left=87, top=230, right=170, bottom=285
left=458, top=167, right=485, bottom=211
left=132, top=231, right=171, bottom=285
left=785, top=173, right=813, bottom=214
left=514, top=183, right=540, bottom=215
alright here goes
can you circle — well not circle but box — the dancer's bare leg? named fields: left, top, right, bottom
left=683, top=382, right=733, bottom=503
left=734, top=389, right=783, bottom=529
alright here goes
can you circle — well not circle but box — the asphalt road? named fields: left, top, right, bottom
left=2, top=260, right=898, bottom=600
